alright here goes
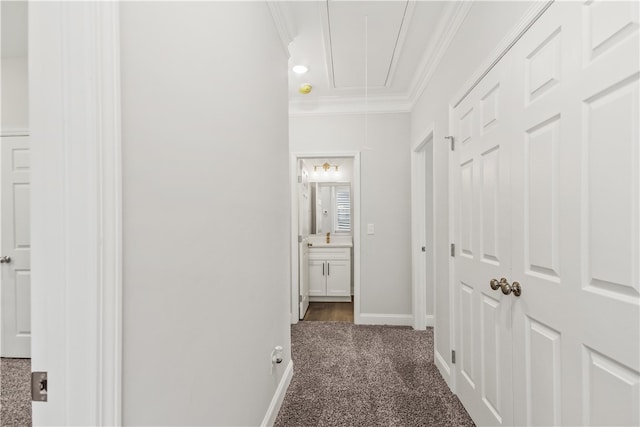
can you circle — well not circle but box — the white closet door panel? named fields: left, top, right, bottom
left=453, top=62, right=513, bottom=427
left=511, top=2, right=640, bottom=426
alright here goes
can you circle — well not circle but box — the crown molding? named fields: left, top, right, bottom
left=407, top=1, right=473, bottom=108
left=266, top=0, right=294, bottom=57
left=289, top=95, right=411, bottom=117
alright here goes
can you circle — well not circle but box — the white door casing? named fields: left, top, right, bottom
left=451, top=1, right=640, bottom=426
left=30, top=2, right=122, bottom=424
left=411, top=129, right=435, bottom=330
left=1, top=136, right=31, bottom=358
left=290, top=152, right=361, bottom=324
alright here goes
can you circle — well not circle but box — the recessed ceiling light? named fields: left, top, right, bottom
left=292, top=65, right=308, bottom=74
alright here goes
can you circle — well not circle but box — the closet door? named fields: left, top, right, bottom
left=510, top=2, right=640, bottom=426
left=452, top=61, right=514, bottom=427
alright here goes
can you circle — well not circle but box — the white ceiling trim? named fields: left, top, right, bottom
left=289, top=95, right=411, bottom=117
left=267, top=0, right=294, bottom=57
left=318, top=0, right=335, bottom=88
left=407, top=1, right=473, bottom=107
left=288, top=1, right=472, bottom=115
left=384, top=0, right=416, bottom=88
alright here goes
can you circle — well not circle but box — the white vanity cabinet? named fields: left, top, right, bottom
left=308, top=247, right=351, bottom=299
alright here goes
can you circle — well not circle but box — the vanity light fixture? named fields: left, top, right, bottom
left=313, top=162, right=339, bottom=173
left=292, top=65, right=308, bottom=74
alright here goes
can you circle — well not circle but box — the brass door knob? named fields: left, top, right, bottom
left=511, top=281, right=522, bottom=297
left=490, top=279, right=500, bottom=290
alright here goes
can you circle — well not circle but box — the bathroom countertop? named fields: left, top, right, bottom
left=307, top=242, right=353, bottom=248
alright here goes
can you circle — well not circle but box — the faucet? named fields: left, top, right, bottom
left=326, top=232, right=331, bottom=244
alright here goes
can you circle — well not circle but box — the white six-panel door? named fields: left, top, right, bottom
left=510, top=2, right=640, bottom=425
left=453, top=57, right=515, bottom=427
left=453, top=1, right=639, bottom=425
left=1, top=136, right=31, bottom=358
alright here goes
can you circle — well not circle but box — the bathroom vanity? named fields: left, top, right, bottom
left=307, top=237, right=352, bottom=302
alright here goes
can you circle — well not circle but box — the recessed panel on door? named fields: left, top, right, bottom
left=460, top=160, right=474, bottom=258
left=584, top=75, right=639, bottom=300
left=481, top=294, right=502, bottom=422
left=481, top=146, right=501, bottom=265
left=460, top=282, right=475, bottom=388
left=481, top=84, right=500, bottom=134
left=526, top=27, right=561, bottom=103
left=525, top=115, right=561, bottom=282
left=525, top=317, right=562, bottom=426
left=583, top=346, right=640, bottom=426
left=584, top=0, right=640, bottom=62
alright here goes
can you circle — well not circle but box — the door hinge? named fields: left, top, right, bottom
left=445, top=136, right=455, bottom=151
left=297, top=175, right=302, bottom=183
left=298, top=235, right=303, bottom=243
left=451, top=350, right=456, bottom=364
left=31, top=372, right=48, bottom=402
left=450, top=243, right=455, bottom=257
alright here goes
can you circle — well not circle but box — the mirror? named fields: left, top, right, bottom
left=312, top=183, right=351, bottom=234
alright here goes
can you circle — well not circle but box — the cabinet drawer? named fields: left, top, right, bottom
left=308, top=247, right=350, bottom=260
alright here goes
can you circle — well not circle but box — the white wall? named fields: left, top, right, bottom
left=1, top=57, right=28, bottom=130
left=120, top=3, right=290, bottom=425
left=291, top=113, right=412, bottom=316
left=1, top=1, right=28, bottom=131
left=410, top=1, right=535, bottom=385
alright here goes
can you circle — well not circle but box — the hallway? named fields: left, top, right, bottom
left=275, top=323, right=474, bottom=426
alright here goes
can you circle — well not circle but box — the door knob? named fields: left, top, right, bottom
left=498, top=278, right=522, bottom=297
left=511, top=281, right=522, bottom=297
left=0, top=256, right=10, bottom=264
left=490, top=278, right=500, bottom=290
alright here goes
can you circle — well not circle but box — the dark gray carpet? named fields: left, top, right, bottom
left=275, top=322, right=474, bottom=427
left=0, top=358, right=31, bottom=427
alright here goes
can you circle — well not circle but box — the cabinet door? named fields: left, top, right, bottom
left=325, top=259, right=350, bottom=296
left=309, top=259, right=326, bottom=296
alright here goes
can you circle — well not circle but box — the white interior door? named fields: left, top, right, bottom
left=509, top=2, right=640, bottom=425
left=298, top=164, right=310, bottom=319
left=1, top=136, right=31, bottom=358
left=453, top=2, right=640, bottom=426
left=452, top=60, right=514, bottom=427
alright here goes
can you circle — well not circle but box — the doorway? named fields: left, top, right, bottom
left=411, top=129, right=435, bottom=331
left=290, top=153, right=361, bottom=324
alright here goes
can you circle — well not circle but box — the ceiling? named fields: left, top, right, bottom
left=271, top=0, right=472, bottom=115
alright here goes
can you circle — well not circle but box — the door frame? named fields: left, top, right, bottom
left=29, top=2, right=122, bottom=425
left=289, top=151, right=361, bottom=324
left=411, top=126, right=435, bottom=330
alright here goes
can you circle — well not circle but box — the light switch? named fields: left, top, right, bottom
left=367, top=224, right=375, bottom=235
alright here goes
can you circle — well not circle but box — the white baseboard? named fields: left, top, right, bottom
left=357, top=313, right=413, bottom=326
left=435, top=348, right=452, bottom=389
left=425, top=315, right=434, bottom=327
left=261, top=360, right=294, bottom=427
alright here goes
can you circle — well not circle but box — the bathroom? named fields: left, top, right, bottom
left=296, top=157, right=355, bottom=321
